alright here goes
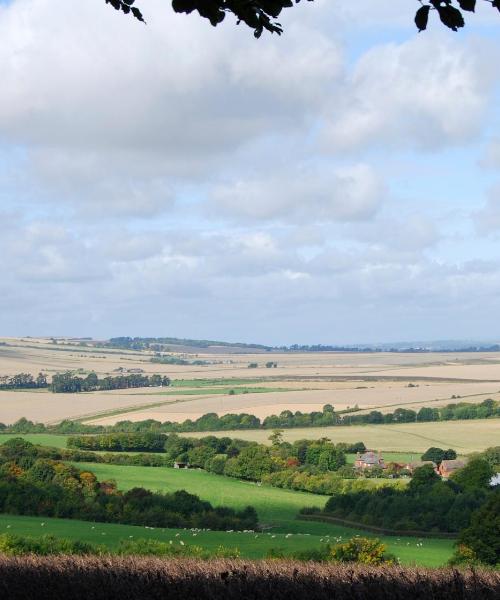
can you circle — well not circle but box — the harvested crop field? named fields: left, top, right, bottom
left=0, top=556, right=498, bottom=600
left=87, top=381, right=500, bottom=425
left=2, top=338, right=500, bottom=429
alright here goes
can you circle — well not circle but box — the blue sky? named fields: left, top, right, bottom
left=0, top=0, right=500, bottom=344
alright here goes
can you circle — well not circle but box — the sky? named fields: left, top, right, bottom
left=0, top=0, right=500, bottom=345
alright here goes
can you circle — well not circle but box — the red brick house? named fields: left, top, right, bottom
left=438, top=459, right=467, bottom=479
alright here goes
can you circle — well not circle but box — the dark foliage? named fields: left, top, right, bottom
left=0, top=439, right=258, bottom=531
left=67, top=432, right=167, bottom=452
left=323, top=463, right=495, bottom=533
left=456, top=490, right=500, bottom=565
left=102, top=0, right=500, bottom=37
left=51, top=371, right=170, bottom=393
left=0, top=557, right=498, bottom=600
left=0, top=373, right=47, bottom=390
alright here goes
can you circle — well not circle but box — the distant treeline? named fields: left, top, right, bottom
left=98, top=337, right=272, bottom=351
left=150, top=356, right=210, bottom=366
left=0, top=373, right=48, bottom=390
left=51, top=372, right=171, bottom=393
left=88, top=335, right=500, bottom=353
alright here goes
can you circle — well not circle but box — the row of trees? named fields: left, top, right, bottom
left=67, top=432, right=166, bottom=452
left=51, top=372, right=171, bottom=393
left=0, top=438, right=258, bottom=531
left=1, top=398, right=496, bottom=434
left=0, top=373, right=48, bottom=390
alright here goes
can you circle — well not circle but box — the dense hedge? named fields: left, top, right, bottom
left=0, top=557, right=498, bottom=600
left=67, top=432, right=166, bottom=452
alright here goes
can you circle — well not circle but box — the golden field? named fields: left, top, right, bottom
left=0, top=337, right=499, bottom=456
left=180, top=419, right=500, bottom=454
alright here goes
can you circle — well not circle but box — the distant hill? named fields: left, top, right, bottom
left=90, top=336, right=500, bottom=354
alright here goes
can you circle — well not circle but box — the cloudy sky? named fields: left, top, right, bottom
left=0, top=0, right=500, bottom=344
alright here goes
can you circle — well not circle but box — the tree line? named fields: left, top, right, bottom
left=0, top=397, right=497, bottom=441
left=0, top=373, right=48, bottom=390
left=0, top=438, right=257, bottom=531
left=67, top=432, right=166, bottom=452
left=50, top=372, right=171, bottom=393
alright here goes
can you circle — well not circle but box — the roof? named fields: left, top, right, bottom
left=440, top=460, right=466, bottom=470
left=407, top=461, right=436, bottom=469
left=358, top=451, right=382, bottom=464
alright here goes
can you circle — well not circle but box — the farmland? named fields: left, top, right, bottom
left=0, top=461, right=454, bottom=567
left=1, top=338, right=500, bottom=429
left=181, top=419, right=500, bottom=453
left=0, top=337, right=498, bottom=568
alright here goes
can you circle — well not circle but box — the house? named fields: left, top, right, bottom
left=355, top=450, right=385, bottom=470
left=438, top=459, right=467, bottom=479
left=405, top=460, right=436, bottom=474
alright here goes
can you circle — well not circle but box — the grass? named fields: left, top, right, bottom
left=64, top=462, right=454, bottom=566
left=0, top=434, right=69, bottom=448
left=346, top=452, right=424, bottom=464
left=180, top=418, right=500, bottom=453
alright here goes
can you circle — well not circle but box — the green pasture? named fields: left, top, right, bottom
left=65, top=462, right=454, bottom=566
left=346, top=452, right=422, bottom=464
left=0, top=434, right=68, bottom=448
left=0, top=513, right=453, bottom=566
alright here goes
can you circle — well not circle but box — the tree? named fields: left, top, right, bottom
left=103, top=0, right=500, bottom=38
left=409, top=463, right=440, bottom=490
left=268, top=429, right=284, bottom=446
left=421, top=447, right=456, bottom=464
left=450, top=458, right=495, bottom=491
left=454, top=491, right=500, bottom=565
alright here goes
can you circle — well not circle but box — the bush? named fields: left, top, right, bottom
left=0, top=556, right=498, bottom=600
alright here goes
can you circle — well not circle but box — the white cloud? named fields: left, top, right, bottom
left=321, top=35, right=496, bottom=152
left=475, top=183, right=500, bottom=232
left=209, top=163, right=385, bottom=223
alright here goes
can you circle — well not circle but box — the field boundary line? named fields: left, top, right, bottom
left=297, top=514, right=457, bottom=539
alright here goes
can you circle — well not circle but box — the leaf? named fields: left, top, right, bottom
left=414, top=5, right=430, bottom=32
left=437, top=5, right=465, bottom=31
left=131, top=6, right=145, bottom=22
left=457, top=0, right=476, bottom=12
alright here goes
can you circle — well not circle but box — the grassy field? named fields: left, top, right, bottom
left=0, top=514, right=453, bottom=566
left=180, top=419, right=500, bottom=453
left=0, top=434, right=69, bottom=448
left=0, top=463, right=454, bottom=567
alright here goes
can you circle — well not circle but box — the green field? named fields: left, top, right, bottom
left=0, top=513, right=453, bottom=565
left=180, top=419, right=500, bottom=453
left=0, top=434, right=69, bottom=448
left=63, top=462, right=454, bottom=566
